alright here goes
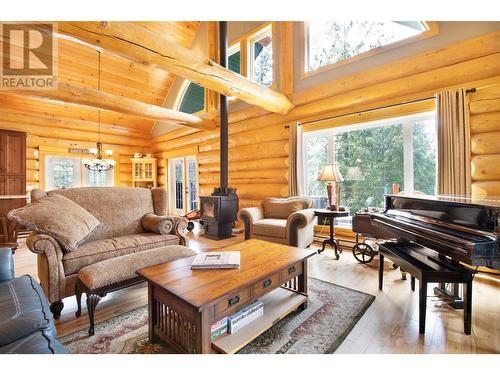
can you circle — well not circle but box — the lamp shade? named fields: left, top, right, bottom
left=318, top=164, right=344, bottom=182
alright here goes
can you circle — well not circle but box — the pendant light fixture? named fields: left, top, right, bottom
left=82, top=50, right=115, bottom=172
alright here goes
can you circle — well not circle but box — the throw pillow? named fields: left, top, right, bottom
left=8, top=193, right=101, bottom=252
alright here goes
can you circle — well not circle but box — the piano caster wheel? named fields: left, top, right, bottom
left=401, top=271, right=407, bottom=280
left=392, top=263, right=399, bottom=269
left=352, top=243, right=375, bottom=264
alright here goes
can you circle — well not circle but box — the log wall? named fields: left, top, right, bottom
left=0, top=108, right=148, bottom=192
left=155, top=31, right=500, bottom=213
left=153, top=114, right=290, bottom=211
left=470, top=81, right=500, bottom=198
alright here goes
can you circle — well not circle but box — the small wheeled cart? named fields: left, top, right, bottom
left=351, top=212, right=402, bottom=273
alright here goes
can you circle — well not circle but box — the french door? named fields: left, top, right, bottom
left=169, top=156, right=198, bottom=215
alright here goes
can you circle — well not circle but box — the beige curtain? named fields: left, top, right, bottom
left=288, top=122, right=304, bottom=196
left=436, top=89, right=471, bottom=196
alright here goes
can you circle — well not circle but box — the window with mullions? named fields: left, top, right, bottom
left=305, top=21, right=433, bottom=73
left=303, top=112, right=436, bottom=218
left=178, top=81, right=205, bottom=114
left=46, top=156, right=114, bottom=190
left=251, top=28, right=273, bottom=87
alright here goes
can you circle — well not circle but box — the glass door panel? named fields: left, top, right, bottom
left=169, top=156, right=198, bottom=215
left=187, top=156, right=198, bottom=212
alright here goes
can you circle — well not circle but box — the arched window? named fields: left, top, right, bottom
left=178, top=81, right=205, bottom=114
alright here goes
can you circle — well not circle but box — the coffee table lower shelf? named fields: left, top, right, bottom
left=211, top=287, right=307, bottom=354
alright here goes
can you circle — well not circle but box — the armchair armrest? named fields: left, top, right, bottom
left=25, top=232, right=66, bottom=303
left=0, top=248, right=14, bottom=283
left=238, top=207, right=264, bottom=240
left=286, top=209, right=317, bottom=248
left=287, top=209, right=316, bottom=229
left=141, top=213, right=189, bottom=246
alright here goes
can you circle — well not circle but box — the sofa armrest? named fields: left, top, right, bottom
left=0, top=248, right=14, bottom=283
left=286, top=209, right=317, bottom=247
left=238, top=207, right=264, bottom=240
left=141, top=213, right=189, bottom=246
left=25, top=233, right=66, bottom=303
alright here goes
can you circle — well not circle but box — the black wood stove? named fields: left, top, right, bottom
left=199, top=21, right=239, bottom=240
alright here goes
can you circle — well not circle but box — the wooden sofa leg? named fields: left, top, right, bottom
left=86, top=294, right=102, bottom=336
left=50, top=300, right=64, bottom=320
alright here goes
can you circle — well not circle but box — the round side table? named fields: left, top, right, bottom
left=314, top=209, right=350, bottom=259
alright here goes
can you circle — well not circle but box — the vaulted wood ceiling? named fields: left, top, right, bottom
left=0, top=21, right=201, bottom=135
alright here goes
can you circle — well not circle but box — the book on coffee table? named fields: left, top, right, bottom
left=191, top=251, right=240, bottom=269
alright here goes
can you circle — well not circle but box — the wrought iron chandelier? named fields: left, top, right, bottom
left=82, top=51, right=115, bottom=172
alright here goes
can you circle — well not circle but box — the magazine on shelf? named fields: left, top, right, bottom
left=191, top=251, right=240, bottom=269
left=228, top=300, right=264, bottom=333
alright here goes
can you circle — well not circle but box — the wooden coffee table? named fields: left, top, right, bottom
left=136, top=239, right=316, bottom=354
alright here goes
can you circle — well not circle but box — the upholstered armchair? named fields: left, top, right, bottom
left=238, top=197, right=316, bottom=248
left=23, top=187, right=188, bottom=319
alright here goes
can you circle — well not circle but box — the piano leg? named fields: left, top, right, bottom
left=463, top=279, right=472, bottom=335
left=419, top=279, right=427, bottom=334
left=411, top=276, right=415, bottom=291
left=378, top=253, right=384, bottom=290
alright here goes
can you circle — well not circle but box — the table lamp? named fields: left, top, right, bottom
left=318, top=164, right=344, bottom=210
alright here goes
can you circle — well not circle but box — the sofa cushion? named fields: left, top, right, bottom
left=0, top=329, right=65, bottom=354
left=0, top=275, right=55, bottom=347
left=62, top=233, right=181, bottom=275
left=8, top=194, right=101, bottom=253
left=262, top=197, right=313, bottom=219
left=45, top=187, right=156, bottom=242
left=253, top=219, right=287, bottom=238
left=78, top=245, right=197, bottom=290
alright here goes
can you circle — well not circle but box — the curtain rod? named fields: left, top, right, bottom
left=299, top=87, right=476, bottom=127
left=299, top=96, right=436, bottom=126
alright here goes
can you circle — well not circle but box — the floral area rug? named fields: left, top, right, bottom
left=59, top=278, right=374, bottom=354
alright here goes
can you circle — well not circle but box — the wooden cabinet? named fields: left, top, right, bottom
left=131, top=157, right=157, bottom=188
left=0, top=130, right=27, bottom=247
left=0, top=130, right=26, bottom=194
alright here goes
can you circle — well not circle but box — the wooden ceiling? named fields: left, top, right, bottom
left=0, top=21, right=201, bottom=134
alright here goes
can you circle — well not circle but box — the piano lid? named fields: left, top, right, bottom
left=384, top=194, right=500, bottom=234
left=385, top=194, right=500, bottom=209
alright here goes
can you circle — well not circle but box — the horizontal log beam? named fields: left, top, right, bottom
left=11, top=83, right=217, bottom=131
left=470, top=111, right=500, bottom=133
left=471, top=155, right=500, bottom=181
left=57, top=22, right=294, bottom=115
left=471, top=131, right=500, bottom=154
left=0, top=108, right=150, bottom=138
left=198, top=157, right=288, bottom=174
left=0, top=120, right=149, bottom=147
left=472, top=181, right=500, bottom=198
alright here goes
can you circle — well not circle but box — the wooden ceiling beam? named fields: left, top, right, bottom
left=56, top=22, right=294, bottom=115
left=11, top=82, right=217, bottom=131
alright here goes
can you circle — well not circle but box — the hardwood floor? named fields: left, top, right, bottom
left=13, top=226, right=500, bottom=354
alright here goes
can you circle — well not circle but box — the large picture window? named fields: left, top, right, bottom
left=303, top=112, right=436, bottom=217
left=303, top=21, right=437, bottom=75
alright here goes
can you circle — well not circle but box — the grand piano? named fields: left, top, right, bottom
left=370, top=194, right=500, bottom=270
left=354, top=194, right=500, bottom=335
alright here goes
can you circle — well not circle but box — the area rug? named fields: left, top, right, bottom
left=59, top=278, right=374, bottom=354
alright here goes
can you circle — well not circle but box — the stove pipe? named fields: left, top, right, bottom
left=219, top=21, right=228, bottom=192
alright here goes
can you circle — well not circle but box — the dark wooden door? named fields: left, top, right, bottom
left=0, top=130, right=26, bottom=195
